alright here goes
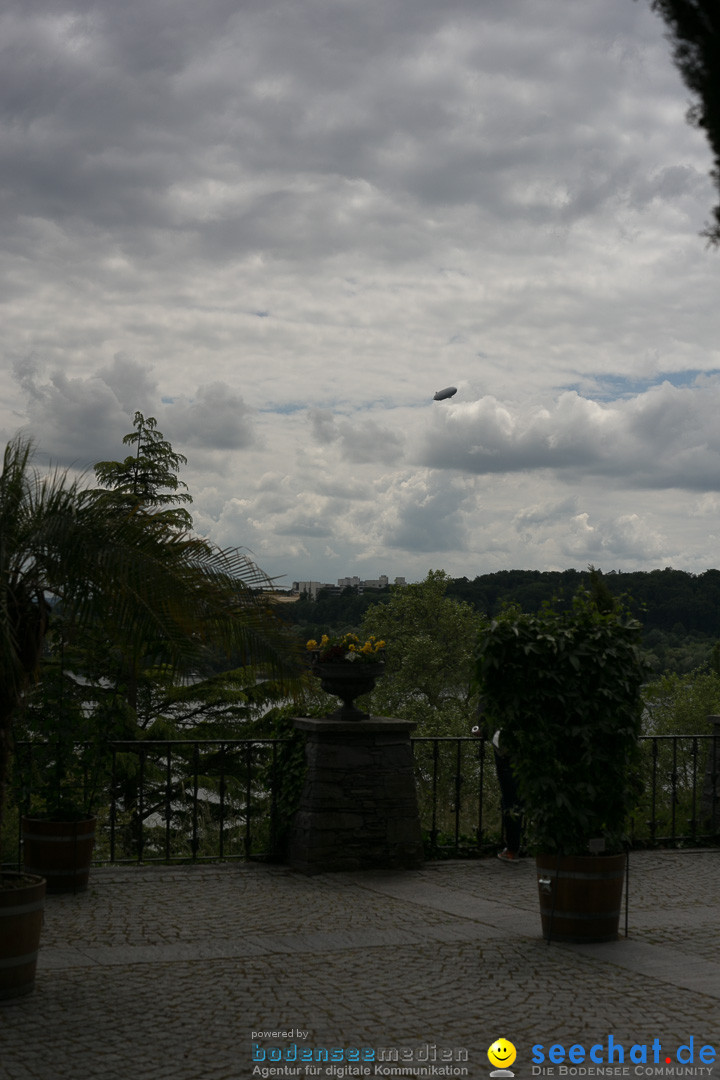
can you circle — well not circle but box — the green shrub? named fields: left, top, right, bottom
left=475, top=586, right=646, bottom=855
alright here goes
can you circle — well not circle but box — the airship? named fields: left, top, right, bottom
left=433, top=386, right=457, bottom=401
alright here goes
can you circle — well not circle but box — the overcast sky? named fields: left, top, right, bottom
left=3, top=0, right=720, bottom=586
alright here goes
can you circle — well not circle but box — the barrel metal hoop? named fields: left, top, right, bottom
left=543, top=868, right=625, bottom=881
left=539, top=907, right=622, bottom=920
left=22, top=832, right=96, bottom=842
left=0, top=951, right=39, bottom=969
left=0, top=900, right=45, bottom=917
left=23, top=866, right=87, bottom=878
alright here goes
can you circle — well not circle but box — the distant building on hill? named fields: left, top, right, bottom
left=292, top=575, right=406, bottom=599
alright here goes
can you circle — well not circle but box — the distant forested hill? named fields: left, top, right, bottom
left=284, top=568, right=720, bottom=674
left=446, top=567, right=720, bottom=635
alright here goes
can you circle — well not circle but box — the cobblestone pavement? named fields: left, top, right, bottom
left=0, top=850, right=718, bottom=1080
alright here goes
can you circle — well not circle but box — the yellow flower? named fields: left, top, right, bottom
left=321, top=634, right=329, bottom=646
left=306, top=639, right=318, bottom=650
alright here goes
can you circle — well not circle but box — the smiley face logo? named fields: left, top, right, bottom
left=488, top=1039, right=517, bottom=1070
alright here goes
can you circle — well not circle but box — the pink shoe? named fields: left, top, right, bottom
left=497, top=848, right=521, bottom=863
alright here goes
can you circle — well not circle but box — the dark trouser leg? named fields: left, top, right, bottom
left=494, top=750, right=523, bottom=852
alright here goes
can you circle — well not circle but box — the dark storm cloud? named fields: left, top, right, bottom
left=11, top=357, right=257, bottom=463
left=0, top=0, right=696, bottom=267
left=380, top=473, right=472, bottom=554
left=308, top=408, right=404, bottom=465
left=11, top=355, right=152, bottom=464
left=167, top=384, right=257, bottom=450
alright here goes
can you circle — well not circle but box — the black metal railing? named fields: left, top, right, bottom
left=5, top=733, right=719, bottom=866
left=106, top=739, right=283, bottom=865
left=633, top=733, right=720, bottom=846
left=413, top=733, right=720, bottom=857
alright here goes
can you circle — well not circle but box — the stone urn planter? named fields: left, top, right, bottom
left=312, top=661, right=385, bottom=720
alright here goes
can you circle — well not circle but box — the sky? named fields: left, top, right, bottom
left=2, top=0, right=720, bottom=587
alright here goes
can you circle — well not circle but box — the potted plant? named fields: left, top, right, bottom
left=306, top=633, right=386, bottom=719
left=474, top=576, right=646, bottom=942
left=0, top=434, right=299, bottom=999
left=15, top=628, right=113, bottom=893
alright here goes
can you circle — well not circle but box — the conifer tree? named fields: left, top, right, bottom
left=93, top=411, right=193, bottom=530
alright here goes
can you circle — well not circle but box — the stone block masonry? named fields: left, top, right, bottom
left=287, top=716, right=425, bottom=873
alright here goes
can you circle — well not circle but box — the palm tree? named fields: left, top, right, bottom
left=0, top=434, right=300, bottom=852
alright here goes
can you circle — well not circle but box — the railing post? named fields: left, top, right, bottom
left=453, top=740, right=465, bottom=855
left=137, top=747, right=145, bottom=863
left=690, top=736, right=699, bottom=840
left=164, top=745, right=173, bottom=862
left=244, top=741, right=253, bottom=859
left=191, top=743, right=200, bottom=860
left=670, top=737, right=678, bottom=841
left=430, top=739, right=439, bottom=856
left=476, top=735, right=485, bottom=853
left=218, top=744, right=226, bottom=861
left=649, top=738, right=659, bottom=843
left=110, top=746, right=117, bottom=864
left=701, top=716, right=720, bottom=835
left=269, top=741, right=278, bottom=861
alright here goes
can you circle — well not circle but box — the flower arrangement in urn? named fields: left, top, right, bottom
left=306, top=633, right=386, bottom=719
left=306, top=632, right=386, bottom=663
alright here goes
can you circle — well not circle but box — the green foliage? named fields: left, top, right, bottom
left=475, top=588, right=647, bottom=855
left=361, top=570, right=483, bottom=734
left=289, top=568, right=720, bottom=676
left=645, top=0, right=720, bottom=245
left=636, top=667, right=720, bottom=843
left=0, top=430, right=300, bottom=854
left=93, top=411, right=193, bottom=530
left=449, top=568, right=720, bottom=674
left=16, top=644, right=115, bottom=819
left=412, top=735, right=502, bottom=858
left=287, top=588, right=391, bottom=645
left=253, top=706, right=307, bottom=859
left=643, top=666, right=720, bottom=735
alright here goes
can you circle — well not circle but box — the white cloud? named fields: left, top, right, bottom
left=419, top=381, right=720, bottom=492
left=2, top=0, right=720, bottom=582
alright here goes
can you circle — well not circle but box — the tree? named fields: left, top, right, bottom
left=646, top=0, right=720, bottom=244
left=360, top=570, right=483, bottom=735
left=94, top=411, right=193, bottom=530
left=0, top=434, right=299, bottom=851
left=643, top=665, right=720, bottom=734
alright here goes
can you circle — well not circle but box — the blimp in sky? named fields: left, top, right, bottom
left=433, top=386, right=457, bottom=401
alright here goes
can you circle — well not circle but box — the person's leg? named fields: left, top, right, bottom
left=494, top=750, right=523, bottom=855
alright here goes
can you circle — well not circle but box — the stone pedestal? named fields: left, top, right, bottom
left=287, top=716, right=424, bottom=873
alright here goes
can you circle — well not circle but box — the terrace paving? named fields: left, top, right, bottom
left=0, top=849, right=718, bottom=1080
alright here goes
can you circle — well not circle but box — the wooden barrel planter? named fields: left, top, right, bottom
left=0, top=872, right=46, bottom=1002
left=22, top=817, right=97, bottom=894
left=536, top=853, right=626, bottom=943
